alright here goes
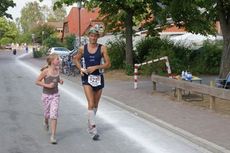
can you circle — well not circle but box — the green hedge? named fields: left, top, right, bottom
left=107, top=39, right=126, bottom=69
left=135, top=37, right=223, bottom=76
left=189, top=41, right=223, bottom=74
left=33, top=47, right=47, bottom=58
left=33, top=49, right=43, bottom=58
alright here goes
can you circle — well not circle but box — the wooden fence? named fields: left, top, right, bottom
left=151, top=74, right=230, bottom=110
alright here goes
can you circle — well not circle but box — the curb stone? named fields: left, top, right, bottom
left=102, top=95, right=230, bottom=153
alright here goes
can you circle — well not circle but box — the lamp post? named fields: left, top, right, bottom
left=42, top=31, right=44, bottom=46
left=77, top=0, right=82, bottom=47
left=31, top=33, right=35, bottom=54
left=32, top=33, right=35, bottom=47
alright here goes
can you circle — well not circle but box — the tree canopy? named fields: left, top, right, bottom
left=156, top=0, right=230, bottom=77
left=20, top=2, right=45, bottom=33
left=0, top=0, right=15, bottom=19
left=0, top=17, right=18, bottom=45
left=53, top=0, right=230, bottom=77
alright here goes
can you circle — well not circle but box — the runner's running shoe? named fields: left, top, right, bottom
left=50, top=135, right=57, bottom=144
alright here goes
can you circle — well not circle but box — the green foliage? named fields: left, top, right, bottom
left=135, top=37, right=163, bottom=63
left=85, top=1, right=150, bottom=33
left=0, top=0, right=15, bottom=19
left=63, top=34, right=75, bottom=50
left=190, top=41, right=223, bottom=74
left=125, top=64, right=134, bottom=76
left=0, top=37, right=13, bottom=45
left=52, top=0, right=229, bottom=76
left=30, top=24, right=56, bottom=45
left=107, top=39, right=126, bottom=69
left=170, top=44, right=192, bottom=73
left=134, top=37, right=222, bottom=76
left=15, top=33, right=32, bottom=44
left=54, top=0, right=154, bottom=67
left=168, top=0, right=217, bottom=35
left=47, top=5, right=67, bottom=22
left=137, top=38, right=176, bottom=75
left=33, top=49, right=43, bottom=58
left=43, top=36, right=63, bottom=48
left=33, top=46, right=47, bottom=58
left=20, top=2, right=45, bottom=33
left=0, top=17, right=19, bottom=45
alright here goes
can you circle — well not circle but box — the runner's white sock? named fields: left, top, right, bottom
left=88, top=110, right=96, bottom=126
left=93, top=107, right=98, bottom=115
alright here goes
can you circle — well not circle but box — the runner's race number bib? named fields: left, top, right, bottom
left=88, top=75, right=101, bottom=87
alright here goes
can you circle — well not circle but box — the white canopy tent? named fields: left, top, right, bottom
left=168, top=33, right=223, bottom=49
left=88, top=32, right=223, bottom=50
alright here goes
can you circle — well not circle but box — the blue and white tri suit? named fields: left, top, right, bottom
left=81, top=44, right=104, bottom=91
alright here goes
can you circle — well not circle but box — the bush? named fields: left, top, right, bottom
left=33, top=46, right=47, bottom=58
left=64, top=34, right=76, bottom=50
left=43, top=36, right=64, bottom=48
left=135, top=37, right=162, bottom=63
left=137, top=39, right=223, bottom=75
left=170, top=43, right=193, bottom=74
left=33, top=49, right=43, bottom=58
left=134, top=37, right=223, bottom=76
left=106, top=36, right=222, bottom=76
left=0, top=37, right=13, bottom=45
left=107, top=39, right=126, bottom=69
left=135, top=37, right=182, bottom=75
left=190, top=41, right=223, bottom=74
left=125, top=64, right=134, bottom=75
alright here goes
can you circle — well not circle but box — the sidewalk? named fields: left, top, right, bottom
left=102, top=78, right=230, bottom=152
left=21, top=52, right=230, bottom=152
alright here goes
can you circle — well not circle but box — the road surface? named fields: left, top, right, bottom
left=0, top=50, right=211, bottom=153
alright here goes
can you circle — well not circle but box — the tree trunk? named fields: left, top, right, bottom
left=217, top=1, right=230, bottom=78
left=219, top=29, right=230, bottom=78
left=124, top=11, right=134, bottom=66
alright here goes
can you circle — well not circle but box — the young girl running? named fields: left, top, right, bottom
left=36, top=53, right=63, bottom=144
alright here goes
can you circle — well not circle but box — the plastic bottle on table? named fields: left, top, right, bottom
left=185, top=71, right=188, bottom=80
left=181, top=71, right=185, bottom=79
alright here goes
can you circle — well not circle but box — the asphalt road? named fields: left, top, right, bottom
left=0, top=50, right=211, bottom=153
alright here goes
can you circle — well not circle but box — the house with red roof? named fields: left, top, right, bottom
left=62, top=7, right=221, bottom=41
left=62, top=7, right=104, bottom=40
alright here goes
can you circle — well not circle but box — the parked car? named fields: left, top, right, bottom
left=47, top=47, right=71, bottom=57
left=4, top=44, right=12, bottom=50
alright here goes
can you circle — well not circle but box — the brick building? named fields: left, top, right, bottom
left=62, top=7, right=103, bottom=40
left=61, top=7, right=221, bottom=41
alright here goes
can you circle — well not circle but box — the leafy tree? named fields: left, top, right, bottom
left=48, top=0, right=67, bottom=22
left=15, top=32, right=32, bottom=44
left=51, top=0, right=230, bottom=78
left=43, top=36, right=63, bottom=48
left=54, top=0, right=150, bottom=67
left=0, top=17, right=18, bottom=45
left=30, top=24, right=57, bottom=45
left=144, top=0, right=230, bottom=78
left=20, top=2, right=45, bottom=33
left=0, top=0, right=15, bottom=19
left=41, top=1, right=67, bottom=22
left=47, top=7, right=66, bottom=22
